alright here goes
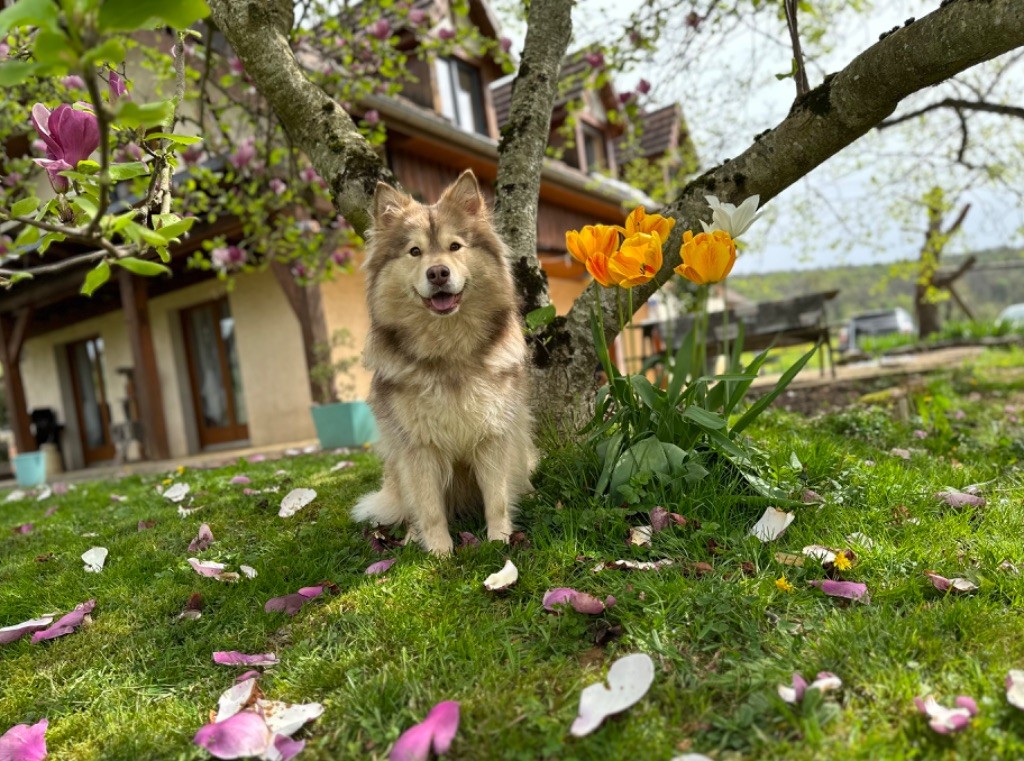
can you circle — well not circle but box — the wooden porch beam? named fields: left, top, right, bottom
left=118, top=269, right=171, bottom=460
left=0, top=312, right=34, bottom=453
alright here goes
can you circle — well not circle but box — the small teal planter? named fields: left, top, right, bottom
left=310, top=401, right=379, bottom=449
left=13, top=451, right=46, bottom=487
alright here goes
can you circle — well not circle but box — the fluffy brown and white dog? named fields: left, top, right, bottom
left=351, top=169, right=536, bottom=555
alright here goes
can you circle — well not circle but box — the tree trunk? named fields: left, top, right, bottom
left=208, top=0, right=1024, bottom=426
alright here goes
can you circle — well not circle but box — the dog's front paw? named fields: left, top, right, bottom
left=420, top=531, right=454, bottom=556
left=486, top=520, right=513, bottom=544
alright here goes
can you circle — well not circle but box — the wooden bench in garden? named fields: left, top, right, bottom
left=634, top=289, right=840, bottom=377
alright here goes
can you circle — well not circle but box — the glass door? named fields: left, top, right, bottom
left=181, top=298, right=249, bottom=447
left=67, top=336, right=116, bottom=464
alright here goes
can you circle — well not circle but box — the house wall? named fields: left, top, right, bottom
left=17, top=270, right=314, bottom=468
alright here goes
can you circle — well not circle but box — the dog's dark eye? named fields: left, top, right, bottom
left=409, top=246, right=421, bottom=257
left=449, top=242, right=462, bottom=252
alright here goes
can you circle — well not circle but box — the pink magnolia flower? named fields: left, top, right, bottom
left=0, top=42, right=9, bottom=59
left=650, top=506, right=687, bottom=532
left=0, top=718, right=48, bottom=761
left=269, top=178, right=287, bottom=196
left=61, top=74, right=85, bottom=89
left=618, top=92, right=634, bottom=104
left=331, top=248, right=353, bottom=267
left=211, top=246, right=247, bottom=271
left=777, top=672, right=842, bottom=703
left=188, top=523, right=215, bottom=553
left=364, top=109, right=380, bottom=126
left=370, top=19, right=391, bottom=40
left=409, top=8, right=426, bottom=25
left=229, top=138, right=256, bottom=171
left=229, top=57, right=245, bottom=75
left=438, top=27, right=456, bottom=41
left=542, top=588, right=614, bottom=615
left=499, top=37, right=512, bottom=54
left=108, top=71, right=128, bottom=102
left=31, top=103, right=100, bottom=193
left=300, top=166, right=324, bottom=186
left=181, top=144, right=204, bottom=166
left=585, top=51, right=605, bottom=69
left=391, top=701, right=460, bottom=761
left=637, top=78, right=651, bottom=94
left=3, top=172, right=22, bottom=187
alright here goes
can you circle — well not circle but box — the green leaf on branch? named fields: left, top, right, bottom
left=33, top=30, right=79, bottom=66
left=147, top=132, right=203, bottom=145
left=11, top=197, right=40, bottom=217
left=114, top=257, right=171, bottom=277
left=81, top=260, right=111, bottom=296
left=525, top=304, right=556, bottom=331
left=72, top=196, right=99, bottom=218
left=38, top=232, right=66, bottom=254
left=125, top=221, right=168, bottom=248
left=154, top=217, right=195, bottom=242
left=97, top=0, right=210, bottom=31
left=81, top=38, right=126, bottom=66
left=0, top=0, right=58, bottom=34
left=115, top=100, right=174, bottom=129
left=108, top=162, right=150, bottom=181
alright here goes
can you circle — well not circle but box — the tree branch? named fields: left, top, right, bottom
left=878, top=97, right=1024, bottom=129
left=783, top=0, right=810, bottom=97
left=492, top=0, right=574, bottom=315
left=544, top=0, right=1024, bottom=418
left=934, top=254, right=977, bottom=289
left=206, top=0, right=396, bottom=238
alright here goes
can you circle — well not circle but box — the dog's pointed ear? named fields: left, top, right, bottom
left=372, top=181, right=411, bottom=224
left=438, top=169, right=485, bottom=216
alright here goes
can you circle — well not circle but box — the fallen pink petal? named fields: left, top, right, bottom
left=542, top=588, right=608, bottom=615
left=935, top=487, right=986, bottom=509
left=571, top=653, right=655, bottom=737
left=189, top=524, right=215, bottom=553
left=778, top=672, right=842, bottom=703
left=802, top=489, right=824, bottom=504
left=0, top=616, right=56, bottom=645
left=14, top=523, right=33, bottom=535
left=194, top=710, right=272, bottom=759
left=542, top=587, right=578, bottom=612
left=808, top=579, right=870, bottom=603
left=229, top=475, right=251, bottom=485
left=650, top=506, right=687, bottom=532
left=213, top=651, right=280, bottom=667
left=390, top=701, right=460, bottom=761
left=915, top=694, right=977, bottom=733
left=31, top=600, right=96, bottom=642
left=366, top=558, right=397, bottom=575
left=265, top=586, right=324, bottom=616
left=924, top=571, right=978, bottom=594
left=0, top=718, right=48, bottom=761
left=457, top=531, right=479, bottom=548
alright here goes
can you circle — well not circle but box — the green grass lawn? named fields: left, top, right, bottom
left=4, top=348, right=1024, bottom=760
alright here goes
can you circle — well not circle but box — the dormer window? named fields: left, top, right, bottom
left=435, top=58, right=488, bottom=136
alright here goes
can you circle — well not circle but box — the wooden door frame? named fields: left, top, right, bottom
left=66, top=335, right=116, bottom=464
left=180, top=298, right=249, bottom=448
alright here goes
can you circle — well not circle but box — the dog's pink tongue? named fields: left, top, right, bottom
left=431, top=292, right=457, bottom=311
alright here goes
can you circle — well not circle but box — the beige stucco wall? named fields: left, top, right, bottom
left=17, top=270, right=314, bottom=467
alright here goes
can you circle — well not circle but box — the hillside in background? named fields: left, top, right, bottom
left=729, top=247, right=1024, bottom=325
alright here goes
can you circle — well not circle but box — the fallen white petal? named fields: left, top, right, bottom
left=36, top=486, right=52, bottom=501
left=81, top=546, right=108, bottom=573
left=216, top=677, right=259, bottom=721
left=256, top=699, right=324, bottom=737
left=240, top=565, right=258, bottom=579
left=163, top=482, right=191, bottom=502
left=570, top=653, right=655, bottom=737
left=178, top=505, right=202, bottom=518
left=846, top=532, right=875, bottom=549
left=483, top=559, right=519, bottom=591
left=1007, top=670, right=1024, bottom=710
left=279, top=488, right=317, bottom=518
left=5, top=489, right=27, bottom=502
left=750, top=507, right=794, bottom=542
left=802, top=545, right=836, bottom=564
left=330, top=460, right=355, bottom=472
left=628, top=525, right=653, bottom=547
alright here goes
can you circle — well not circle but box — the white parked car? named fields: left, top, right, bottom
left=997, top=303, right=1024, bottom=328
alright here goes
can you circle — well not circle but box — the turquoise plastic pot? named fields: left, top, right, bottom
left=310, top=401, right=379, bottom=449
left=13, top=451, right=46, bottom=487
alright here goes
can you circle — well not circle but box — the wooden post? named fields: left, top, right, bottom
left=270, top=261, right=330, bottom=404
left=0, top=309, right=34, bottom=453
left=118, top=269, right=170, bottom=460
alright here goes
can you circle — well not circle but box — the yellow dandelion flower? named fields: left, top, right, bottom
left=833, top=553, right=853, bottom=571
left=775, top=576, right=795, bottom=593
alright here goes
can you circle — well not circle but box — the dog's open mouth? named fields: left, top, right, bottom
left=424, top=291, right=462, bottom=315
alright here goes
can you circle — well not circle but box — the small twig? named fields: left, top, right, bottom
left=1, top=214, right=122, bottom=259
left=878, top=98, right=1024, bottom=130
left=83, top=65, right=112, bottom=236
left=783, top=0, right=810, bottom=97
left=0, top=249, right=108, bottom=279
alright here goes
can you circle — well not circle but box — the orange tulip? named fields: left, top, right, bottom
left=609, top=232, right=662, bottom=287
left=675, top=229, right=736, bottom=285
left=622, top=206, right=675, bottom=241
left=565, top=224, right=619, bottom=265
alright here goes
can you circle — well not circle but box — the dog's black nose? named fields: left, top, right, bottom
left=426, top=265, right=450, bottom=286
